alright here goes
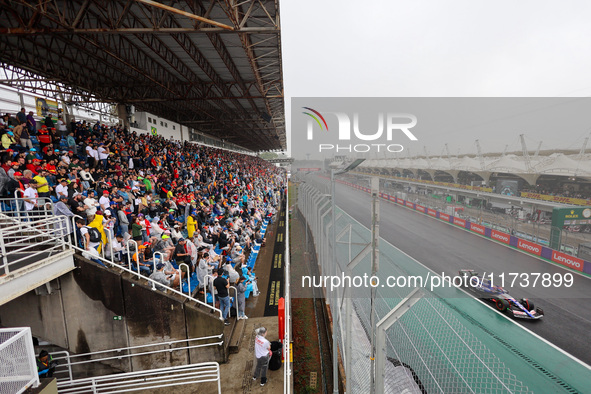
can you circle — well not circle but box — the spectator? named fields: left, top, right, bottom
left=53, top=194, right=74, bottom=240
left=75, top=218, right=101, bottom=252
left=213, top=268, right=231, bottom=325
left=36, top=350, right=57, bottom=378
left=23, top=179, right=39, bottom=215
left=253, top=327, right=271, bottom=386
left=149, top=262, right=179, bottom=291
left=26, top=111, right=36, bottom=135
left=55, top=178, right=69, bottom=199
left=236, top=275, right=247, bottom=320
left=16, top=108, right=27, bottom=125
left=173, top=238, right=191, bottom=267
left=132, top=245, right=152, bottom=276
left=57, top=116, right=67, bottom=137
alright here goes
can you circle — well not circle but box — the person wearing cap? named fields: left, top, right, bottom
left=99, top=189, right=111, bottom=211
left=156, top=233, right=176, bottom=261
left=132, top=245, right=152, bottom=276
left=253, top=327, right=271, bottom=386
left=23, top=180, right=39, bottom=214
left=173, top=238, right=191, bottom=268
left=53, top=194, right=75, bottom=240
left=103, top=209, right=116, bottom=243
left=149, top=262, right=179, bottom=291
left=1, top=129, right=16, bottom=150
left=55, top=178, right=69, bottom=200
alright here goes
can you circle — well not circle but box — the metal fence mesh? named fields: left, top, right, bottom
left=297, top=179, right=532, bottom=393
left=0, top=328, right=38, bottom=394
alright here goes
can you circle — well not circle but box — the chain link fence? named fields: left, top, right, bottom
left=0, top=327, right=39, bottom=394
left=297, top=176, right=535, bottom=393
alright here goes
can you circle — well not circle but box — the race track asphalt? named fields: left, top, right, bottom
left=334, top=181, right=591, bottom=366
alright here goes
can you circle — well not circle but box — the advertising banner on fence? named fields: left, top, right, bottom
left=517, top=239, right=542, bottom=256
left=521, top=192, right=591, bottom=207
left=491, top=230, right=511, bottom=244
left=551, top=250, right=584, bottom=271
left=427, top=209, right=437, bottom=217
left=470, top=223, right=486, bottom=235
left=439, top=213, right=450, bottom=222
left=453, top=217, right=466, bottom=227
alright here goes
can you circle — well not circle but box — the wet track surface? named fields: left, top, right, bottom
left=334, top=181, right=591, bottom=366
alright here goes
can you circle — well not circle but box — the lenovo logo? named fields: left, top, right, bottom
left=518, top=239, right=541, bottom=255
left=552, top=251, right=583, bottom=271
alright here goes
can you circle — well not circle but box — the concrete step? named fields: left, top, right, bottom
left=222, top=316, right=238, bottom=357
left=228, top=317, right=246, bottom=354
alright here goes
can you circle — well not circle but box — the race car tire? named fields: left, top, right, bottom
left=495, top=299, right=509, bottom=312
left=536, top=307, right=544, bottom=316
left=520, top=298, right=534, bottom=311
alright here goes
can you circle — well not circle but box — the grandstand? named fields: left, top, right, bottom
left=0, top=1, right=290, bottom=392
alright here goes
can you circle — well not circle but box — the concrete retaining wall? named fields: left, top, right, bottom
left=0, top=255, right=226, bottom=373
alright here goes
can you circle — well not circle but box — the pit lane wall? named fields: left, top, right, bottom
left=341, top=181, right=589, bottom=275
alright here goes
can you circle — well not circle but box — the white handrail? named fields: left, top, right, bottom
left=50, top=350, right=73, bottom=381
left=57, top=362, right=221, bottom=394
left=0, top=214, right=70, bottom=275
left=179, top=263, right=191, bottom=295
left=204, top=274, right=214, bottom=305
left=50, top=335, right=224, bottom=382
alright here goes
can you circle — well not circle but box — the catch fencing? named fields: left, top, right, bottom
left=296, top=177, right=533, bottom=393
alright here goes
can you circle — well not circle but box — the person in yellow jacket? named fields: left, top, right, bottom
left=186, top=211, right=197, bottom=238
left=87, top=213, right=108, bottom=254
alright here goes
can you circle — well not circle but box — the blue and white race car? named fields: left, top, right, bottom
left=459, top=269, right=544, bottom=320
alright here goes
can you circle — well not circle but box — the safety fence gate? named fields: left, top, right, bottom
left=296, top=179, right=536, bottom=393
left=0, top=327, right=39, bottom=394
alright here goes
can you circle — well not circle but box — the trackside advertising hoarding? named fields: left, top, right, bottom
left=470, top=223, right=486, bottom=235
left=517, top=239, right=542, bottom=256
left=491, top=230, right=511, bottom=245
left=551, top=251, right=584, bottom=272
left=453, top=217, right=466, bottom=227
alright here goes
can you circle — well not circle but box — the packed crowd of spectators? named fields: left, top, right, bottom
left=0, top=108, right=285, bottom=324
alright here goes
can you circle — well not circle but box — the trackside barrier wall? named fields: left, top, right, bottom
left=296, top=176, right=591, bottom=393
left=340, top=180, right=590, bottom=274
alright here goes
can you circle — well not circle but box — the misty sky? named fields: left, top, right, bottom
left=280, top=0, right=591, bottom=156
